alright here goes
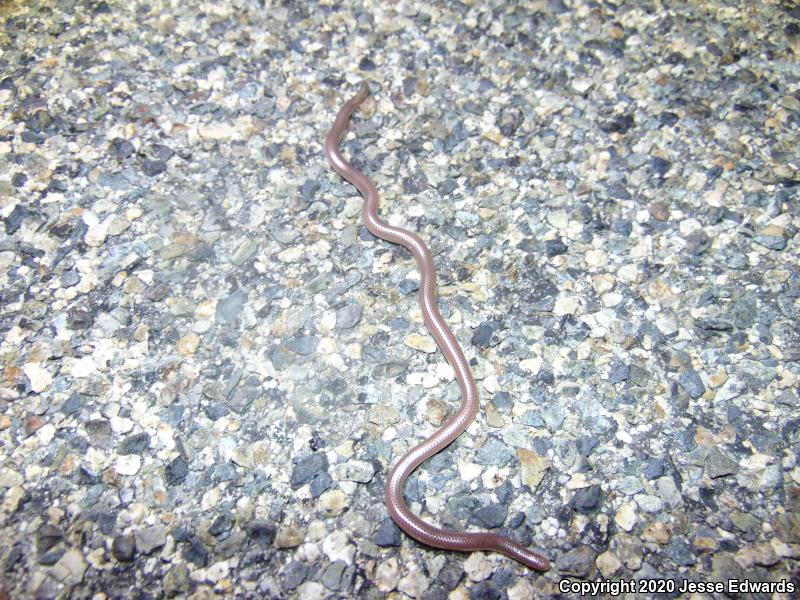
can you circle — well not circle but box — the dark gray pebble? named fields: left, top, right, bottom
left=373, top=517, right=401, bottom=547
left=165, top=456, right=188, bottom=485
left=118, top=432, right=150, bottom=455
left=291, top=453, right=328, bottom=488
left=573, top=484, right=602, bottom=513
left=473, top=503, right=507, bottom=528
left=677, top=370, right=705, bottom=399
left=111, top=534, right=135, bottom=562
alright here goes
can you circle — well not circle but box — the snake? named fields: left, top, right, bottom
left=324, top=81, right=550, bottom=571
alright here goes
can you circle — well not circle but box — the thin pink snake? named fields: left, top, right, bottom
left=324, top=81, right=550, bottom=571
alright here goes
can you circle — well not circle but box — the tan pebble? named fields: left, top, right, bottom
left=596, top=550, right=622, bottom=577
left=318, top=490, right=347, bottom=517
left=274, top=526, right=305, bottom=549
left=368, top=404, right=399, bottom=426
left=760, top=224, right=786, bottom=238
left=176, top=333, right=200, bottom=356
left=517, top=449, right=550, bottom=489
left=649, top=201, right=669, bottom=221
left=614, top=501, right=638, bottom=532
left=642, top=522, right=671, bottom=544
left=405, top=332, right=436, bottom=353
left=426, top=398, right=450, bottom=426
left=464, top=552, right=493, bottom=582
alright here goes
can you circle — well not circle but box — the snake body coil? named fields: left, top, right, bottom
left=324, top=82, right=550, bottom=571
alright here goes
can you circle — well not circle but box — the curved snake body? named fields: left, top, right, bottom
left=324, top=82, right=550, bottom=571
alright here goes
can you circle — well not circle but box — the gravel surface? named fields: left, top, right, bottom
left=1, top=0, right=799, bottom=598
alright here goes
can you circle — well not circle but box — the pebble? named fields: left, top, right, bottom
left=116, top=455, right=141, bottom=476
left=274, top=526, right=305, bottom=549
left=112, top=534, right=136, bottom=562
left=678, top=370, right=706, bottom=399
left=374, top=518, right=402, bottom=547
left=555, top=546, right=596, bottom=578
left=463, top=552, right=493, bottom=582
left=517, top=449, right=550, bottom=489
left=23, top=363, right=52, bottom=393
left=405, top=332, right=437, bottom=353
left=614, top=501, right=638, bottom=532
left=335, top=459, right=375, bottom=483
left=135, top=524, right=167, bottom=554
left=376, top=557, right=400, bottom=592
left=322, top=530, right=355, bottom=564
left=705, top=448, right=738, bottom=479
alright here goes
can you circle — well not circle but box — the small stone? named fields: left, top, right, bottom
left=517, top=449, right=550, bottom=489
left=118, top=432, right=150, bottom=455
left=649, top=201, right=670, bottom=221
left=112, top=534, right=135, bottom=562
left=37, top=524, right=63, bottom=554
left=164, top=563, right=190, bottom=597
left=573, top=484, right=602, bottom=512
left=771, top=513, right=800, bottom=543
left=376, top=557, right=400, bottom=592
left=135, top=524, right=167, bottom=554
left=321, top=560, right=350, bottom=591
left=476, top=437, right=513, bottom=466
left=116, top=455, right=141, bottom=475
left=544, top=238, right=568, bottom=257
left=142, top=159, right=166, bottom=176
left=678, top=369, right=705, bottom=399
left=655, top=476, right=683, bottom=509
left=596, top=551, right=622, bottom=577
left=336, top=303, right=363, bottom=329
left=735, top=543, right=779, bottom=568
left=642, top=522, right=671, bottom=544
left=285, top=335, right=319, bottom=355
left=473, top=503, right=507, bottom=528
left=614, top=501, right=637, bottom=532
left=553, top=296, right=579, bottom=316
left=642, top=458, right=666, bottom=480
left=274, top=526, right=305, bottom=549
left=26, top=415, right=45, bottom=436
left=247, top=520, right=276, bottom=546
left=209, top=512, right=233, bottom=536
left=654, top=311, right=678, bottom=336
left=555, top=546, right=595, bottom=578
left=110, top=138, right=135, bottom=159
left=318, top=489, right=347, bottom=517
left=282, top=561, right=308, bottom=591
left=437, top=562, right=463, bottom=590
left=176, top=333, right=200, bottom=356
left=463, top=552, right=493, bottom=582
left=368, top=404, right=399, bottom=425
left=405, top=332, right=436, bottom=353
left=290, top=453, right=328, bottom=488
left=666, top=538, right=695, bottom=566
left=335, top=459, right=374, bottom=483
left=705, top=448, right=738, bottom=479
left=471, top=323, right=499, bottom=348
left=398, top=569, right=430, bottom=598
left=165, top=456, right=188, bottom=485
left=374, top=518, right=402, bottom=547
left=322, top=530, right=355, bottom=564
left=52, top=549, right=87, bottom=585
left=23, top=363, right=52, bottom=393
left=217, top=289, right=247, bottom=323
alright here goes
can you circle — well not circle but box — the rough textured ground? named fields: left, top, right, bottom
left=1, top=0, right=799, bottom=598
